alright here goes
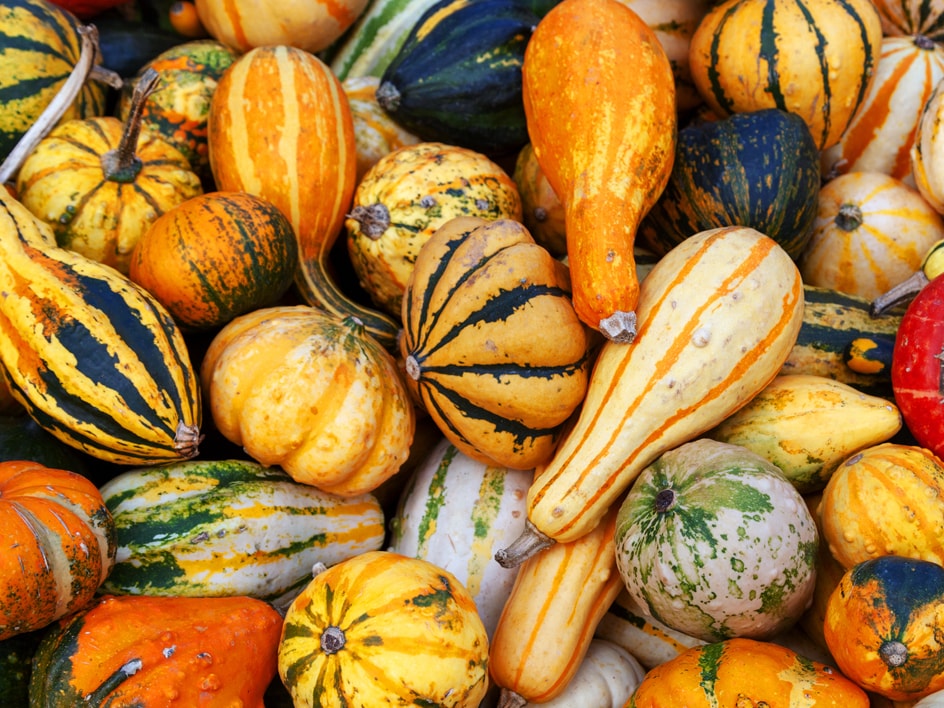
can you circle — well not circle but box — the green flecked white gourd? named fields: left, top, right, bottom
left=387, top=437, right=531, bottom=638
left=614, top=438, right=818, bottom=643
left=98, top=459, right=386, bottom=603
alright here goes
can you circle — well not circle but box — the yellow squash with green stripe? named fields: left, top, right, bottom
left=496, top=225, right=804, bottom=565
left=0, top=188, right=201, bottom=465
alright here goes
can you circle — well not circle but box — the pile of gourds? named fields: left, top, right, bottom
left=2, top=0, right=944, bottom=704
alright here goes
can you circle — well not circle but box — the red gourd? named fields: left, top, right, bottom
left=891, top=273, right=944, bottom=459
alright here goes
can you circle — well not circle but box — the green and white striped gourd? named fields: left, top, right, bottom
left=99, top=459, right=386, bottom=603
left=387, top=437, right=531, bottom=637
left=614, top=438, right=819, bottom=643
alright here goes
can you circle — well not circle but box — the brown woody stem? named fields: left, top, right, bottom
left=497, top=689, right=527, bottom=708
left=494, top=520, right=555, bottom=568
left=101, top=67, right=161, bottom=183
left=870, top=270, right=929, bottom=317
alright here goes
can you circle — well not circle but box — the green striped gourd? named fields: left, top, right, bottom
left=688, top=0, right=883, bottom=152
left=0, top=0, right=108, bottom=160
left=614, top=438, right=819, bottom=642
left=98, top=459, right=386, bottom=603
left=0, top=187, right=201, bottom=465
left=782, top=285, right=902, bottom=398
left=387, top=438, right=531, bottom=638
left=821, top=34, right=944, bottom=183
left=496, top=225, right=804, bottom=565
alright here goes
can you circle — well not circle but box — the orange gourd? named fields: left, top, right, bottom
left=521, top=0, right=676, bottom=343
left=0, top=460, right=116, bottom=642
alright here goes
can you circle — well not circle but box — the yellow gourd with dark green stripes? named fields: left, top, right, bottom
left=0, top=187, right=202, bottom=465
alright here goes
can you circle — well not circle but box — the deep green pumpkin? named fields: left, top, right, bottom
left=375, top=0, right=537, bottom=156
left=639, top=108, right=821, bottom=260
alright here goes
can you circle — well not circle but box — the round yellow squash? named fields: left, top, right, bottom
left=818, top=442, right=944, bottom=569
left=200, top=305, right=415, bottom=497
left=278, top=550, right=489, bottom=708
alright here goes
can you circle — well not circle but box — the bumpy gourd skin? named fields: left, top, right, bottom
left=522, top=0, right=677, bottom=342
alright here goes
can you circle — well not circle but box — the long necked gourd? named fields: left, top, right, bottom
left=495, top=225, right=805, bottom=567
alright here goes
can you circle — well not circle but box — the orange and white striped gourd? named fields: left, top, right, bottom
left=821, top=34, right=944, bottom=184
left=489, top=506, right=624, bottom=707
left=521, top=0, right=676, bottom=343
left=913, top=79, right=944, bottom=213
left=207, top=45, right=399, bottom=349
left=495, top=226, right=804, bottom=564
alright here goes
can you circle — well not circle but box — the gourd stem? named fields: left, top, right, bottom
left=497, top=688, right=527, bottom=708
left=878, top=639, right=908, bottom=668
left=375, top=81, right=401, bottom=113
left=320, top=626, right=346, bottom=655
left=598, top=310, right=637, bottom=344
left=349, top=203, right=391, bottom=239
left=174, top=421, right=203, bottom=459
left=834, top=203, right=863, bottom=232
left=0, top=24, right=103, bottom=184
left=101, top=67, right=161, bottom=183
left=870, top=271, right=929, bottom=317
left=494, top=520, right=555, bottom=568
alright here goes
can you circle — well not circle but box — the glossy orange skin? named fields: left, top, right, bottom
left=521, top=0, right=676, bottom=340
left=0, top=460, right=116, bottom=641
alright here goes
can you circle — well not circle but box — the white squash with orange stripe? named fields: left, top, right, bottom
left=489, top=506, right=625, bottom=706
left=821, top=34, right=944, bottom=184
left=386, top=437, right=531, bottom=639
left=495, top=225, right=805, bottom=565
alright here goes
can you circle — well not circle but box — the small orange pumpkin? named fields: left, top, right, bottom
left=0, top=460, right=116, bottom=641
left=201, top=305, right=416, bottom=497
left=128, top=191, right=299, bottom=331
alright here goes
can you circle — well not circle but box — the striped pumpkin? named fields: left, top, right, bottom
left=0, top=188, right=202, bottom=465
left=346, top=141, right=522, bottom=317
left=871, top=0, right=944, bottom=42
left=98, top=459, right=386, bottom=603
left=912, top=79, right=944, bottom=213
left=0, top=0, right=108, bottom=160
left=387, top=437, right=531, bottom=639
left=278, top=551, right=489, bottom=707
left=822, top=35, right=944, bottom=184
left=399, top=216, right=591, bottom=470
left=207, top=45, right=399, bottom=349
left=496, top=226, right=804, bottom=559
left=688, top=0, right=884, bottom=151
left=799, top=171, right=944, bottom=300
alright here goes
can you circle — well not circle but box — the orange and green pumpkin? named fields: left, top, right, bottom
left=825, top=555, right=944, bottom=701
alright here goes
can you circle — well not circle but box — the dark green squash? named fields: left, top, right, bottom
left=639, top=107, right=821, bottom=261
left=0, top=414, right=89, bottom=476
left=376, top=0, right=537, bottom=156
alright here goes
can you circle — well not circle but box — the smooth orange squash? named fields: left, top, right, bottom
left=521, top=0, right=676, bottom=343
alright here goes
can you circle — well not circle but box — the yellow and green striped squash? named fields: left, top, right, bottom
left=0, top=188, right=202, bottom=465
left=279, top=550, right=489, bottom=707
left=0, top=0, right=108, bottom=159
left=98, top=459, right=386, bottom=603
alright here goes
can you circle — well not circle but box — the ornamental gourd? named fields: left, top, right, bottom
left=29, top=594, right=283, bottom=707
left=399, top=216, right=591, bottom=470
left=128, top=191, right=299, bottom=331
left=913, top=81, right=944, bottom=213
left=821, top=34, right=944, bottom=184
left=278, top=551, right=489, bottom=708
left=201, top=306, right=415, bottom=497
left=15, top=69, right=203, bottom=275
left=818, top=443, right=944, bottom=569
left=495, top=226, right=804, bottom=565
left=870, top=0, right=944, bottom=44
left=346, top=142, right=523, bottom=317
left=891, top=272, right=944, bottom=459
left=614, top=439, right=819, bottom=642
left=0, top=187, right=202, bottom=465
left=824, top=555, right=944, bottom=701
left=0, top=0, right=108, bottom=159
left=799, top=171, right=944, bottom=300
left=0, top=461, right=116, bottom=642
left=521, top=0, right=676, bottom=342
left=628, top=637, right=870, bottom=707
left=207, top=45, right=400, bottom=349
left=688, top=0, right=883, bottom=152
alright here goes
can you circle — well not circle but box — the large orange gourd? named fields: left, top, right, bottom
left=521, top=0, right=676, bottom=342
